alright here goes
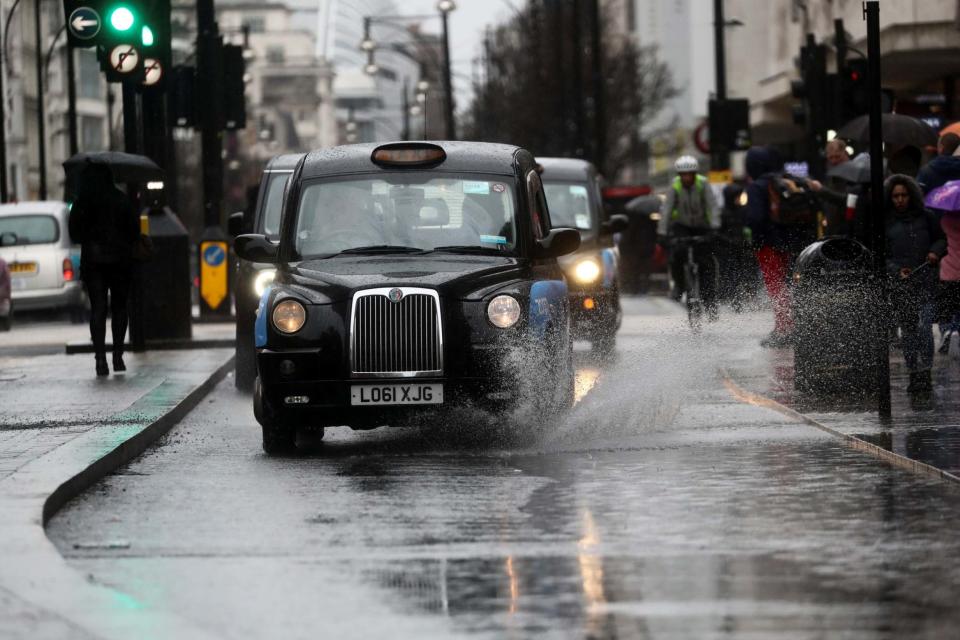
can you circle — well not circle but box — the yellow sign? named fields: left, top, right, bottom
left=708, top=170, right=733, bottom=184
left=200, top=241, right=228, bottom=310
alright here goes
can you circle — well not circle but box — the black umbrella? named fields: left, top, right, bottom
left=625, top=195, right=662, bottom=216
left=63, top=151, right=164, bottom=184
left=837, top=113, right=938, bottom=147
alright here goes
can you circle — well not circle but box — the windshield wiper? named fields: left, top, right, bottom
left=430, top=245, right=508, bottom=255
left=334, top=245, right=427, bottom=255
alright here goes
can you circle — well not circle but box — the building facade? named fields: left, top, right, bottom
left=726, top=0, right=960, bottom=145
left=2, top=0, right=110, bottom=201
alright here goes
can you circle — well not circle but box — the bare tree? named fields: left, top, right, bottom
left=464, top=0, right=675, bottom=179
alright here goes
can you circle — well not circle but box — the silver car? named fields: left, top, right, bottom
left=0, top=201, right=84, bottom=316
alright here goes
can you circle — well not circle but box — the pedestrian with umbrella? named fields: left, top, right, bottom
left=917, top=132, right=960, bottom=194
left=67, top=162, right=139, bottom=376
left=926, top=180, right=960, bottom=353
left=884, top=174, right=945, bottom=395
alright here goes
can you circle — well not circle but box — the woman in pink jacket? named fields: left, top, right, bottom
left=941, top=212, right=960, bottom=321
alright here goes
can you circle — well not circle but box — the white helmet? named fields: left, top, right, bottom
left=674, top=155, right=699, bottom=173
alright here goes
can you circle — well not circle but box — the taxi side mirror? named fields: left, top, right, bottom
left=234, top=234, right=279, bottom=263
left=227, top=211, right=246, bottom=237
left=602, top=214, right=629, bottom=234
left=536, top=227, right=580, bottom=259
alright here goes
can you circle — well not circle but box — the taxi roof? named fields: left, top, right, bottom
left=536, top=157, right=598, bottom=182
left=264, top=153, right=305, bottom=172
left=299, top=141, right=528, bottom=179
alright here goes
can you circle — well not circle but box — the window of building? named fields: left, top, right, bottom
left=244, top=16, right=265, bottom=33
left=266, top=47, right=285, bottom=64
left=78, top=49, right=101, bottom=99
left=80, top=115, right=104, bottom=150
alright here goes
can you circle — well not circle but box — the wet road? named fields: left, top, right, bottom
left=48, top=298, right=960, bottom=639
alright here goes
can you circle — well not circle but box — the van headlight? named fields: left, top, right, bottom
left=272, top=300, right=306, bottom=334
left=254, top=269, right=276, bottom=297
left=487, top=295, right=521, bottom=329
left=573, top=259, right=601, bottom=284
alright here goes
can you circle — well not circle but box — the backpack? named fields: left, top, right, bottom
left=767, top=173, right=818, bottom=226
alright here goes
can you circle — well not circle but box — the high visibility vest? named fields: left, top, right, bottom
left=671, top=175, right=711, bottom=224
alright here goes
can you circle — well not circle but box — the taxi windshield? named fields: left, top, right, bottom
left=543, top=182, right=595, bottom=232
left=294, top=174, right=517, bottom=258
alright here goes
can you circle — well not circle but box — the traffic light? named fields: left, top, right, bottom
left=840, top=59, right=869, bottom=123
left=221, top=45, right=247, bottom=130
left=97, top=1, right=146, bottom=82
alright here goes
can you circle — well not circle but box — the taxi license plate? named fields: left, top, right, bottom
left=10, top=262, right=37, bottom=275
left=351, top=383, right=443, bottom=406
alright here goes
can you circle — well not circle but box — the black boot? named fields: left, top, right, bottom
left=95, top=354, right=109, bottom=377
left=112, top=352, right=126, bottom=373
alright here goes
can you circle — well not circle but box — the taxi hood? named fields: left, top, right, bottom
left=286, top=254, right=524, bottom=302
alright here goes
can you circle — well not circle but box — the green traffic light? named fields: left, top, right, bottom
left=142, top=25, right=154, bottom=46
left=109, top=6, right=135, bottom=31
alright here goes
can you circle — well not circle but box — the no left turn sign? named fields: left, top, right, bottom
left=109, top=45, right=139, bottom=74
left=143, top=58, right=163, bottom=86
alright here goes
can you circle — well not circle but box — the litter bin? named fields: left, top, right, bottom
left=792, top=237, right=878, bottom=394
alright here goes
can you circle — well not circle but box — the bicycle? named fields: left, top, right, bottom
left=672, top=235, right=719, bottom=332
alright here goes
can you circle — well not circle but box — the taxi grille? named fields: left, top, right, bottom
left=350, top=288, right=442, bottom=377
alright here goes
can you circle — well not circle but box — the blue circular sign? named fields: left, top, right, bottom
left=203, top=244, right=226, bottom=267
left=68, top=7, right=101, bottom=40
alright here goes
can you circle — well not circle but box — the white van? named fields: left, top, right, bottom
left=0, top=202, right=84, bottom=316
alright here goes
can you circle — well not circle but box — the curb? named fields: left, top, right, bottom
left=65, top=338, right=235, bottom=354
left=720, top=368, right=960, bottom=487
left=43, top=355, right=235, bottom=524
left=0, top=353, right=235, bottom=640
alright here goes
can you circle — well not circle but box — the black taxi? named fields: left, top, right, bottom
left=233, top=142, right=581, bottom=454
left=538, top=158, right=627, bottom=354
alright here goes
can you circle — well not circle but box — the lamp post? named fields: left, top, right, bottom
left=437, top=0, right=456, bottom=140
left=360, top=6, right=456, bottom=141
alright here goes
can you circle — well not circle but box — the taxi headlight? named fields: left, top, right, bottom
left=272, top=300, right=306, bottom=334
left=573, top=259, right=601, bottom=284
left=487, top=295, right=521, bottom=329
left=254, top=269, right=276, bottom=297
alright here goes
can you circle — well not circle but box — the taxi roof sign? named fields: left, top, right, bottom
left=371, top=143, right=446, bottom=166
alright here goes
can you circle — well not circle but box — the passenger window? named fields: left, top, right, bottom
left=526, top=171, right=551, bottom=240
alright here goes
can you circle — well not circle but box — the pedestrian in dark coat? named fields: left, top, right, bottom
left=68, top=163, right=139, bottom=376
left=884, top=174, right=946, bottom=393
left=917, top=133, right=960, bottom=194
left=745, top=146, right=817, bottom=347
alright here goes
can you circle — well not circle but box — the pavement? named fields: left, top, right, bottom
left=721, top=309, right=960, bottom=483
left=0, top=338, right=235, bottom=638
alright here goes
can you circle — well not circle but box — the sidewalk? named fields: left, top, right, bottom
left=0, top=346, right=234, bottom=639
left=723, top=313, right=960, bottom=480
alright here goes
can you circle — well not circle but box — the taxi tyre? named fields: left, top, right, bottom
left=0, top=311, right=10, bottom=332
left=254, top=376, right=298, bottom=455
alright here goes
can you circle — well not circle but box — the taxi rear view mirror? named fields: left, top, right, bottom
left=234, top=234, right=279, bottom=263
left=0, top=232, right=17, bottom=247
left=536, top=228, right=580, bottom=259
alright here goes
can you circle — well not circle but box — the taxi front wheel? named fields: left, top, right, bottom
left=253, top=377, right=297, bottom=455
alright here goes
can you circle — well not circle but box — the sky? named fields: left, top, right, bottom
left=401, top=0, right=521, bottom=109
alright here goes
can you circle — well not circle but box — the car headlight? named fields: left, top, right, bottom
left=573, top=259, right=601, bottom=284
left=254, top=269, right=276, bottom=297
left=272, top=299, right=306, bottom=334
left=487, top=295, right=521, bottom=329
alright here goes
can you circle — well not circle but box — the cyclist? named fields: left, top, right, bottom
left=658, top=155, right=721, bottom=314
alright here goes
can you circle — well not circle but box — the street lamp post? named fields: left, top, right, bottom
left=437, top=0, right=456, bottom=140
left=360, top=4, right=456, bottom=141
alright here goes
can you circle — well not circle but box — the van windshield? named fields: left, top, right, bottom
left=294, top=174, right=517, bottom=258
left=0, top=215, right=59, bottom=246
left=543, top=182, right=595, bottom=231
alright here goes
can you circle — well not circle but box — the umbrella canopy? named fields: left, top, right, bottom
left=827, top=152, right=887, bottom=184
left=625, top=194, right=662, bottom=216
left=837, top=113, right=938, bottom=147
left=924, top=180, right=960, bottom=212
left=940, top=122, right=960, bottom=138
left=63, top=151, right=164, bottom=184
